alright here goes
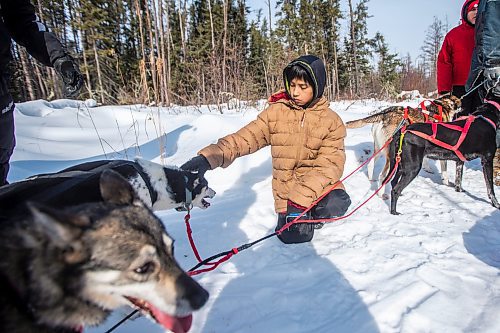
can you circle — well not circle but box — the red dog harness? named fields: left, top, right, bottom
left=403, top=100, right=444, bottom=125
left=405, top=116, right=475, bottom=161
left=403, top=100, right=498, bottom=161
left=419, top=100, right=443, bottom=122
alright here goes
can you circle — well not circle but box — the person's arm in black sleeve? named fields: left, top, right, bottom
left=481, top=0, right=500, bottom=96
left=1, top=0, right=84, bottom=97
left=0, top=0, right=66, bottom=66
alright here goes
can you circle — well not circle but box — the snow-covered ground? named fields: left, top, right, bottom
left=8, top=98, right=500, bottom=333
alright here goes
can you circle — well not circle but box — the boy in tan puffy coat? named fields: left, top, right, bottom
left=182, top=55, right=351, bottom=243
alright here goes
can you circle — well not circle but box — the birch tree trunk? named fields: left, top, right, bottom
left=145, top=0, right=158, bottom=105
left=158, top=0, right=170, bottom=106
left=91, top=30, right=105, bottom=104
left=334, top=42, right=339, bottom=100
left=222, top=0, right=228, bottom=93
left=178, top=0, right=187, bottom=61
left=348, top=0, right=359, bottom=95
left=134, top=0, right=150, bottom=103
left=207, top=0, right=216, bottom=52
left=18, top=48, right=36, bottom=100
left=33, top=64, right=48, bottom=98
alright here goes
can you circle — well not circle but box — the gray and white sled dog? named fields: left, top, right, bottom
left=0, top=170, right=209, bottom=333
left=345, top=95, right=460, bottom=199
left=0, top=158, right=216, bottom=215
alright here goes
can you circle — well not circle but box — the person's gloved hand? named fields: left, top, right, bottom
left=484, top=66, right=500, bottom=97
left=53, top=55, right=84, bottom=98
left=180, top=155, right=211, bottom=178
left=484, top=67, right=500, bottom=81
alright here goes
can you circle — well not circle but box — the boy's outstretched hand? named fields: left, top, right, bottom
left=181, top=155, right=211, bottom=177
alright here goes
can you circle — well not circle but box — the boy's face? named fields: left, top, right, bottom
left=289, top=78, right=314, bottom=107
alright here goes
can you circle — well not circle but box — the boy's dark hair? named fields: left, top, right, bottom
left=282, top=55, right=326, bottom=108
left=284, top=64, right=315, bottom=89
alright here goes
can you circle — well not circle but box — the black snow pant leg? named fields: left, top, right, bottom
left=0, top=102, right=15, bottom=186
left=312, top=189, right=351, bottom=219
left=275, top=189, right=351, bottom=244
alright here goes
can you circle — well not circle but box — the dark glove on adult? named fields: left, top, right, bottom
left=53, top=55, right=84, bottom=98
left=180, top=155, right=211, bottom=178
left=484, top=67, right=500, bottom=97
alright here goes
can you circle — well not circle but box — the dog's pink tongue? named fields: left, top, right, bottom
left=151, top=307, right=193, bottom=333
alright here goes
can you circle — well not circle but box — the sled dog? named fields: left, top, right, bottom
left=0, top=170, right=209, bottom=333
left=346, top=95, right=460, bottom=198
left=0, top=158, right=215, bottom=215
left=384, top=99, right=500, bottom=215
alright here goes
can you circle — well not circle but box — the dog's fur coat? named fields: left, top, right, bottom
left=384, top=99, right=500, bottom=215
left=0, top=158, right=215, bottom=216
left=0, top=170, right=208, bottom=333
left=346, top=96, right=461, bottom=197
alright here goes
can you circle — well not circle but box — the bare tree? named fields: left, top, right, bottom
left=421, top=16, right=446, bottom=80
left=348, top=0, right=359, bottom=94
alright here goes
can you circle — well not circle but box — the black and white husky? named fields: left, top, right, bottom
left=0, top=158, right=216, bottom=215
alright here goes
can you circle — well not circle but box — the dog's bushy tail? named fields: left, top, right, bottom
left=345, top=112, right=386, bottom=129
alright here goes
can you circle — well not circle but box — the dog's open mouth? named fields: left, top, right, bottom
left=125, top=296, right=192, bottom=333
left=201, top=198, right=211, bottom=208
left=201, top=187, right=216, bottom=209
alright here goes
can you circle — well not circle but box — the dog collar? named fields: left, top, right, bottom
left=185, top=176, right=193, bottom=207
left=178, top=175, right=193, bottom=211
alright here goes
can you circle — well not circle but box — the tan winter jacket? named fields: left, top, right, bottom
left=199, top=92, right=346, bottom=213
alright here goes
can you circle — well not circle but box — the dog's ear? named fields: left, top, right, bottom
left=28, top=202, right=90, bottom=264
left=28, top=202, right=86, bottom=247
left=100, top=169, right=139, bottom=205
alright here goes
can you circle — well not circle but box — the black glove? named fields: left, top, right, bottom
left=53, top=55, right=84, bottom=98
left=180, top=155, right=211, bottom=178
left=484, top=67, right=500, bottom=97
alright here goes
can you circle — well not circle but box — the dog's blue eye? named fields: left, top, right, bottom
left=134, top=262, right=155, bottom=274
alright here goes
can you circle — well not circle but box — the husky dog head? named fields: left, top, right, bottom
left=135, top=158, right=216, bottom=211
left=434, top=95, right=462, bottom=120
left=181, top=170, right=217, bottom=210
left=1, top=170, right=208, bottom=333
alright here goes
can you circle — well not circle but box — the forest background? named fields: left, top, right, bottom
left=10, top=0, right=451, bottom=106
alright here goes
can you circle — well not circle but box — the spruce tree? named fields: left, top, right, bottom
left=370, top=32, right=402, bottom=98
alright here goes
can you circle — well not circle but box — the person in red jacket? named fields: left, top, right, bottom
left=437, top=0, right=481, bottom=111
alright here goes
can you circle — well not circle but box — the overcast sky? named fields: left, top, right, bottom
left=247, top=0, right=466, bottom=61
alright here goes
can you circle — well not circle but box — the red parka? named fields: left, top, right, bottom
left=437, top=0, right=477, bottom=94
